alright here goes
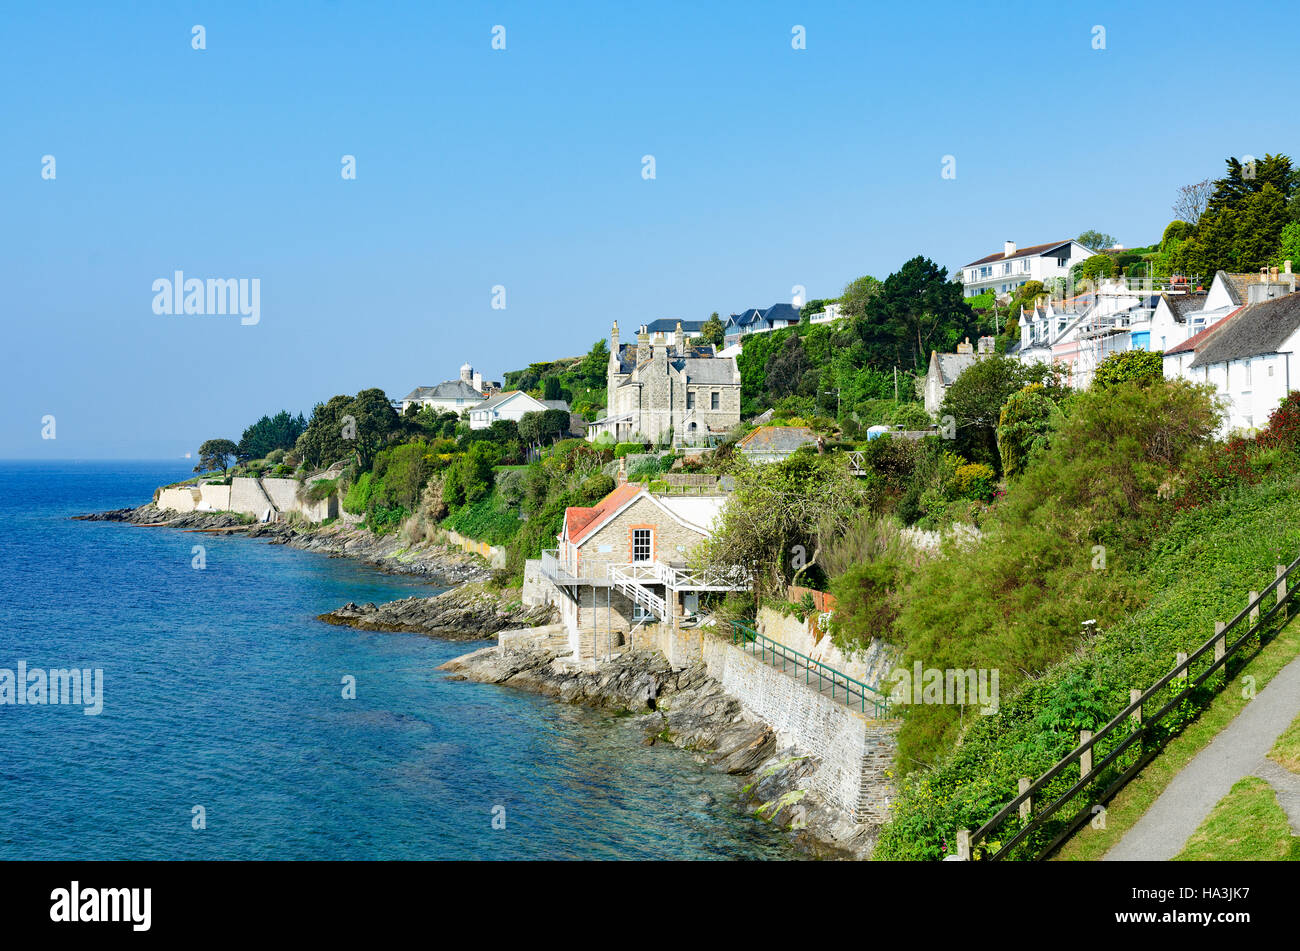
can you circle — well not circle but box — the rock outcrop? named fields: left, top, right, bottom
left=75, top=504, right=489, bottom=585
left=319, top=584, right=556, bottom=640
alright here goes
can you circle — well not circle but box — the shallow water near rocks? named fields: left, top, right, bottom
left=0, top=460, right=800, bottom=860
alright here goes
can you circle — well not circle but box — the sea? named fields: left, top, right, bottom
left=0, top=460, right=799, bottom=860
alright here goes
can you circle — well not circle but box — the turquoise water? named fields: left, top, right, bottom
left=0, top=461, right=798, bottom=859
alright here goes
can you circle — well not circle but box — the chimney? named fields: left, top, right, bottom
left=616, top=456, right=628, bottom=486
left=1004, top=240, right=1016, bottom=258
left=674, top=320, right=685, bottom=352
left=472, top=370, right=483, bottom=393
left=977, top=335, right=995, bottom=354
left=636, top=325, right=650, bottom=365
left=956, top=337, right=974, bottom=354
left=610, top=320, right=619, bottom=355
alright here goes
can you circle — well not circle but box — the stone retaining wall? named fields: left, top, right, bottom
left=644, top=624, right=898, bottom=822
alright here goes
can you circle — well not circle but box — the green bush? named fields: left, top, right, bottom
left=443, top=494, right=522, bottom=545
left=614, top=442, right=650, bottom=458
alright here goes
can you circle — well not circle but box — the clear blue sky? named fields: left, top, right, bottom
left=4, top=0, right=1296, bottom=458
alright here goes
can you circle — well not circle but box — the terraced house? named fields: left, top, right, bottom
left=588, top=320, right=741, bottom=446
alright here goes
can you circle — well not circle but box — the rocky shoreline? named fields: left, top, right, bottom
left=75, top=503, right=490, bottom=586
left=440, top=640, right=877, bottom=859
left=318, top=583, right=556, bottom=640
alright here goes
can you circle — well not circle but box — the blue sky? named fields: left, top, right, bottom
left=4, top=0, right=1297, bottom=458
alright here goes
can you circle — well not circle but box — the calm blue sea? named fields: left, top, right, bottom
left=0, top=461, right=797, bottom=860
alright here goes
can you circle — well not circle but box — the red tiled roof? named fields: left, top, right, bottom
left=564, top=482, right=643, bottom=545
left=1164, top=307, right=1244, bottom=356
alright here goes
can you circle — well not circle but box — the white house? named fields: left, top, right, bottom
left=962, top=240, right=1096, bottom=298
left=400, top=362, right=492, bottom=414
left=468, top=390, right=569, bottom=430
left=1163, top=267, right=1299, bottom=433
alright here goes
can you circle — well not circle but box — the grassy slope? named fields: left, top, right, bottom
left=1173, top=777, right=1300, bottom=861
left=875, top=473, right=1300, bottom=861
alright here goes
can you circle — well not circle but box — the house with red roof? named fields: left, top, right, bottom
left=540, top=482, right=743, bottom=660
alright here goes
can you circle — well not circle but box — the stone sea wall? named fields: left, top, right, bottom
left=641, top=624, right=898, bottom=822
left=154, top=476, right=337, bottom=523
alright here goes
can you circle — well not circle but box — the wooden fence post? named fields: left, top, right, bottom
left=1249, top=591, right=1260, bottom=627
left=1278, top=565, right=1288, bottom=621
left=1175, top=652, right=1188, bottom=686
left=956, top=829, right=971, bottom=861
left=1018, top=777, right=1032, bottom=822
left=1214, top=621, right=1227, bottom=664
left=1080, top=730, right=1092, bottom=778
left=1129, top=688, right=1142, bottom=725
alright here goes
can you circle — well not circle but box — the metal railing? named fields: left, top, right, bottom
left=963, top=553, right=1300, bottom=861
left=730, top=621, right=890, bottom=718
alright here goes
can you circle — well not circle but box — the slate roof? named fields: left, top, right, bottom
left=402, top=380, right=484, bottom=401
left=736, top=426, right=818, bottom=453
left=761, top=303, right=802, bottom=324
left=965, top=240, right=1074, bottom=268
left=643, top=318, right=705, bottom=335
left=1160, top=292, right=1209, bottom=322
left=1190, top=292, right=1300, bottom=368
left=675, top=357, right=739, bottom=384
left=936, top=352, right=976, bottom=386
left=539, top=399, right=571, bottom=412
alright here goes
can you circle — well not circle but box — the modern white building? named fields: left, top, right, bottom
left=962, top=240, right=1096, bottom=298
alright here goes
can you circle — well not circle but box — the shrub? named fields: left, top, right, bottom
left=614, top=441, right=650, bottom=458
left=891, top=403, right=932, bottom=430
left=951, top=463, right=996, bottom=501
left=1092, top=350, right=1165, bottom=391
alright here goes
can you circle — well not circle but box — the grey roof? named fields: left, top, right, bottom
left=1190, top=292, right=1300, bottom=368
left=936, top=352, right=976, bottom=386
left=644, top=318, right=704, bottom=335
left=675, top=357, right=739, bottom=384
left=402, top=380, right=483, bottom=401
left=762, top=303, right=802, bottom=324
left=1161, top=292, right=1209, bottom=323
left=540, top=399, right=570, bottom=412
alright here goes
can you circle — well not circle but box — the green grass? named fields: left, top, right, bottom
left=1053, top=614, right=1300, bottom=860
left=1173, top=776, right=1300, bottom=861
left=1268, top=710, right=1300, bottom=774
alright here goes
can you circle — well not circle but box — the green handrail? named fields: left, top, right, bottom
left=729, top=621, right=889, bottom=717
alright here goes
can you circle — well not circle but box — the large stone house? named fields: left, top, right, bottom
left=961, top=239, right=1096, bottom=298
left=540, top=482, right=742, bottom=659
left=588, top=321, right=741, bottom=446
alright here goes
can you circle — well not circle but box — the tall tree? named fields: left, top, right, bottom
left=861, top=256, right=976, bottom=371
left=840, top=274, right=883, bottom=318
left=197, top=439, right=239, bottom=475
left=701, top=312, right=725, bottom=348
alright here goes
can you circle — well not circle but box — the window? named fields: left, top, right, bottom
left=710, top=392, right=719, bottom=410
left=632, top=529, right=652, bottom=563
left=1244, top=360, right=1251, bottom=386
left=686, top=390, right=694, bottom=409
left=633, top=603, right=652, bottom=621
